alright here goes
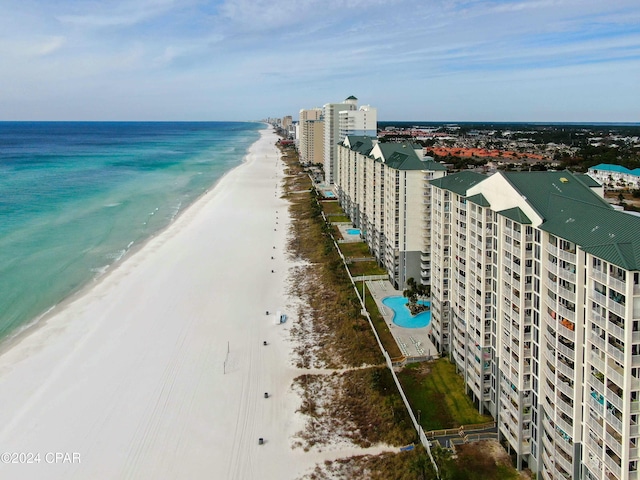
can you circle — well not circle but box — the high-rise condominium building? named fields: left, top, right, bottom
left=339, top=105, right=377, bottom=140
left=335, top=136, right=446, bottom=289
left=298, top=108, right=323, bottom=165
left=430, top=170, right=640, bottom=480
left=323, top=96, right=358, bottom=184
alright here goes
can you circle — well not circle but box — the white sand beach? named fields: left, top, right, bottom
left=0, top=127, right=336, bottom=479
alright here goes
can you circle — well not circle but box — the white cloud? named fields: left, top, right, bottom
left=0, top=0, right=639, bottom=120
left=32, top=36, right=66, bottom=56
left=56, top=0, right=180, bottom=27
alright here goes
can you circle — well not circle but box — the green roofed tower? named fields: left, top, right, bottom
left=429, top=169, right=640, bottom=478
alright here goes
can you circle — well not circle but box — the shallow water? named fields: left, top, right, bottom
left=0, top=121, right=262, bottom=340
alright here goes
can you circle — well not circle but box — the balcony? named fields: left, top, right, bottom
left=603, top=451, right=622, bottom=478
left=587, top=412, right=604, bottom=433
left=591, top=310, right=608, bottom=331
left=590, top=351, right=607, bottom=373
left=605, top=411, right=623, bottom=435
left=557, top=304, right=576, bottom=323
left=589, top=374, right=605, bottom=396
left=558, top=248, right=577, bottom=264
left=556, top=378, right=573, bottom=398
left=606, top=385, right=623, bottom=411
left=556, top=395, right=574, bottom=418
left=607, top=363, right=625, bottom=390
left=555, top=415, right=573, bottom=438
left=585, top=435, right=604, bottom=457
left=605, top=430, right=623, bottom=457
left=591, top=332, right=607, bottom=351
left=606, top=341, right=625, bottom=364
left=552, top=464, right=572, bottom=480
left=592, top=269, right=627, bottom=294
left=554, top=447, right=574, bottom=474
left=558, top=320, right=576, bottom=342
left=555, top=357, right=574, bottom=379
left=558, top=267, right=576, bottom=284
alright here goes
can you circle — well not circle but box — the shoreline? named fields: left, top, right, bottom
left=0, top=126, right=315, bottom=479
left=0, top=124, right=264, bottom=357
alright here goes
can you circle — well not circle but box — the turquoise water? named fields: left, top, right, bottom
left=323, top=191, right=335, bottom=198
left=0, top=122, right=262, bottom=340
left=382, top=296, right=431, bottom=328
left=346, top=228, right=361, bottom=235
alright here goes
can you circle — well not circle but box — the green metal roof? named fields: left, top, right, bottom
left=500, top=171, right=640, bottom=269
left=343, top=135, right=374, bottom=155
left=539, top=196, right=640, bottom=270
left=574, top=173, right=602, bottom=188
left=433, top=170, right=640, bottom=270
left=376, top=142, right=429, bottom=171
left=429, top=171, right=486, bottom=195
left=498, top=207, right=532, bottom=225
left=466, top=193, right=491, bottom=207
left=501, top=171, right=611, bottom=220
left=421, top=159, right=447, bottom=171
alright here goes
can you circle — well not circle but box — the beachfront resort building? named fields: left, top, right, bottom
left=339, top=105, right=377, bottom=140
left=298, top=108, right=324, bottom=165
left=335, top=135, right=446, bottom=290
left=588, top=163, right=640, bottom=190
left=323, top=96, right=358, bottom=184
left=429, top=170, right=640, bottom=480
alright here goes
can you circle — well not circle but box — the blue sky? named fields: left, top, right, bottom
left=0, top=0, right=639, bottom=122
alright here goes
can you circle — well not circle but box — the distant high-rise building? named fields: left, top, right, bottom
left=298, top=108, right=323, bottom=165
left=339, top=105, right=377, bottom=140
left=282, top=116, right=292, bottom=130
left=323, top=96, right=359, bottom=184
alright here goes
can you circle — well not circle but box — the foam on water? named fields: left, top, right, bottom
left=0, top=121, right=263, bottom=340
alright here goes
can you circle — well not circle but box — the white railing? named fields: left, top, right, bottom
left=605, top=430, right=623, bottom=457
left=603, top=452, right=622, bottom=478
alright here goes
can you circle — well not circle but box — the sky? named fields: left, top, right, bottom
left=0, top=0, right=639, bottom=122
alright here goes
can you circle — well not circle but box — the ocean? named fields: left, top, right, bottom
left=0, top=121, right=263, bottom=341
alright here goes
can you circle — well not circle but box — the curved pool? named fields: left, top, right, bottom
left=382, top=296, right=431, bottom=328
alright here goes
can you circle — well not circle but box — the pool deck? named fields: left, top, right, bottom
left=336, top=224, right=362, bottom=243
left=366, top=279, right=438, bottom=360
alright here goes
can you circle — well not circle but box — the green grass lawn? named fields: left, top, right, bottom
left=398, top=358, right=493, bottom=431
left=339, top=242, right=372, bottom=258
left=329, top=215, right=351, bottom=223
left=363, top=285, right=402, bottom=358
left=320, top=201, right=345, bottom=215
left=348, top=261, right=387, bottom=277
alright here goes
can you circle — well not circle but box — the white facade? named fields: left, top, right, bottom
left=298, top=108, right=323, bottom=165
left=339, top=105, right=377, bottom=140
left=588, top=164, right=640, bottom=189
left=430, top=170, right=640, bottom=479
left=335, top=136, right=446, bottom=289
left=323, top=96, right=358, bottom=184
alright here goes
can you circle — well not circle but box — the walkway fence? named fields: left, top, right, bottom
left=317, top=196, right=495, bottom=478
left=351, top=274, right=388, bottom=282
left=319, top=206, right=439, bottom=477
left=425, top=422, right=496, bottom=439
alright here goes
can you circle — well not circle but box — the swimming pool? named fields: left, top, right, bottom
left=346, top=228, right=361, bottom=235
left=382, top=296, right=431, bottom=328
left=323, top=191, right=336, bottom=198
